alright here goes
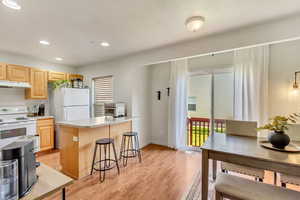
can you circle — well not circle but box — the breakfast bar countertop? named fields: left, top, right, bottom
left=56, top=116, right=133, bottom=128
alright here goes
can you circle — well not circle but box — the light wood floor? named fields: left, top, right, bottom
left=37, top=144, right=300, bottom=200
left=37, top=144, right=202, bottom=200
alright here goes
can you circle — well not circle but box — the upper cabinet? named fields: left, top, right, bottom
left=25, top=68, right=48, bottom=99
left=7, top=64, right=30, bottom=82
left=68, top=73, right=84, bottom=81
left=48, top=71, right=67, bottom=81
left=0, top=63, right=6, bottom=80
left=0, top=61, right=84, bottom=100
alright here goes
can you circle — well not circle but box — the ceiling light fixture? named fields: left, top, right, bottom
left=39, top=40, right=50, bottom=45
left=185, top=16, right=205, bottom=32
left=100, top=42, right=110, bottom=47
left=2, top=0, right=21, bottom=10
left=55, top=57, right=63, bottom=61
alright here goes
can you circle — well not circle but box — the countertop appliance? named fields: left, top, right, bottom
left=38, top=104, right=45, bottom=116
left=104, top=103, right=126, bottom=118
left=0, top=159, right=18, bottom=200
left=50, top=88, right=90, bottom=148
left=1, top=140, right=37, bottom=198
left=0, top=106, right=39, bottom=153
left=27, top=104, right=45, bottom=117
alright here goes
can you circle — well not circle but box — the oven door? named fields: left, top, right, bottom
left=0, top=126, right=27, bottom=139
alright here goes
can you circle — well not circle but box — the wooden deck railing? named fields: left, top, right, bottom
left=187, top=117, right=226, bottom=147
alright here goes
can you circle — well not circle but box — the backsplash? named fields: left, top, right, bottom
left=0, top=87, right=50, bottom=115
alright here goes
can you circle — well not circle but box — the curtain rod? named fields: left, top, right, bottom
left=145, top=36, right=300, bottom=66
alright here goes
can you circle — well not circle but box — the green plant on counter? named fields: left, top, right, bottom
left=51, top=80, right=71, bottom=89
left=258, top=113, right=300, bottom=132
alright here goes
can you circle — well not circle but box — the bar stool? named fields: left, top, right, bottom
left=119, top=132, right=142, bottom=167
left=90, top=138, right=120, bottom=182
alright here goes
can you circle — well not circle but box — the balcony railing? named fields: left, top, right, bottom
left=187, top=117, right=226, bottom=147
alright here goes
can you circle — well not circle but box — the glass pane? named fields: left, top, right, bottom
left=187, top=74, right=212, bottom=147
left=213, top=72, right=234, bottom=133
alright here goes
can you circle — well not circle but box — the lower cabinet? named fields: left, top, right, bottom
left=37, top=118, right=54, bottom=151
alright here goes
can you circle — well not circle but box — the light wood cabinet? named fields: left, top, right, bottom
left=68, top=74, right=84, bottom=81
left=37, top=118, right=54, bottom=152
left=25, top=68, right=48, bottom=99
left=48, top=71, right=67, bottom=81
left=7, top=64, right=30, bottom=82
left=0, top=63, right=6, bottom=80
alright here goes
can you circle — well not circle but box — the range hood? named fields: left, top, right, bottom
left=0, top=80, right=31, bottom=88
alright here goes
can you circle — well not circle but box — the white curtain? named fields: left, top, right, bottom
left=234, top=45, right=269, bottom=126
left=168, top=59, right=188, bottom=150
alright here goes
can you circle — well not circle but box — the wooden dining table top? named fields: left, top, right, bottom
left=201, top=133, right=300, bottom=168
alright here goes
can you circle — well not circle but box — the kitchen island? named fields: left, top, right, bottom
left=57, top=117, right=132, bottom=179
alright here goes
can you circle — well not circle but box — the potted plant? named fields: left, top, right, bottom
left=258, top=113, right=300, bottom=149
left=50, top=80, right=71, bottom=89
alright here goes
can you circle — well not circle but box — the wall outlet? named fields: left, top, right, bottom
left=73, top=136, right=79, bottom=142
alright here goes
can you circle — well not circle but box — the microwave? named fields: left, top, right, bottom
left=104, top=103, right=126, bottom=118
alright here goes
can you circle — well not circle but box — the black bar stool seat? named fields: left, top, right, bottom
left=119, top=131, right=142, bottom=167
left=90, top=138, right=120, bottom=182
left=123, top=132, right=138, bottom=137
left=96, top=138, right=114, bottom=144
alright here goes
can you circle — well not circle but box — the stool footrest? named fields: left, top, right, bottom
left=92, top=159, right=118, bottom=172
left=120, top=149, right=139, bottom=158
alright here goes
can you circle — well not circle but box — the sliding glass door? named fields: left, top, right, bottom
left=212, top=72, right=234, bottom=134
left=187, top=70, right=233, bottom=147
left=187, top=74, right=212, bottom=147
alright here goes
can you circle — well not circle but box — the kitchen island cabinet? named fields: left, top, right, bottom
left=57, top=117, right=132, bottom=179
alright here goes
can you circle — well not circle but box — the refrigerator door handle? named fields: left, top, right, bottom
left=64, top=109, right=68, bottom=121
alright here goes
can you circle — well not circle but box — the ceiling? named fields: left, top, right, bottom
left=1, top=0, right=300, bottom=67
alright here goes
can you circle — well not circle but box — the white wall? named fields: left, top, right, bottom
left=78, top=14, right=300, bottom=147
left=0, top=51, right=76, bottom=114
left=269, top=40, right=300, bottom=117
left=79, top=63, right=152, bottom=148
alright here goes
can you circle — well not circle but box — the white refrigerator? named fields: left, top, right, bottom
left=50, top=88, right=90, bottom=148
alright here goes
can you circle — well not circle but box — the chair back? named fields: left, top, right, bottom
left=286, top=124, right=300, bottom=141
left=225, top=120, right=258, bottom=137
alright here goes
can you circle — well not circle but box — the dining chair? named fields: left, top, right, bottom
left=221, top=120, right=265, bottom=181
left=215, top=173, right=300, bottom=200
left=280, top=124, right=300, bottom=187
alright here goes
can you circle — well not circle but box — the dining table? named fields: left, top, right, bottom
left=201, top=132, right=300, bottom=200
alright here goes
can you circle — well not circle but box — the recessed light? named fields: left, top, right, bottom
left=100, top=42, right=110, bottom=47
left=55, top=57, right=63, bottom=61
left=2, top=0, right=21, bottom=10
left=185, top=16, right=205, bottom=32
left=39, top=40, right=50, bottom=45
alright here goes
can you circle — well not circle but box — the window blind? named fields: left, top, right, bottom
left=93, top=76, right=113, bottom=117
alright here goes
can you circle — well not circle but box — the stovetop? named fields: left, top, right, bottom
left=0, top=106, right=32, bottom=125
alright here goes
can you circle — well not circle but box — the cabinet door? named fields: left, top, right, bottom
left=7, top=64, right=30, bottom=82
left=26, top=68, right=48, bottom=99
left=0, top=63, right=6, bottom=80
left=68, top=74, right=83, bottom=81
left=48, top=71, right=67, bottom=81
left=39, top=125, right=54, bottom=151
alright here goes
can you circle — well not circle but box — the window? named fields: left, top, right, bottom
left=93, top=76, right=113, bottom=117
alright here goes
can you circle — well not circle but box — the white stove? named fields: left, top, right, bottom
left=0, top=106, right=39, bottom=152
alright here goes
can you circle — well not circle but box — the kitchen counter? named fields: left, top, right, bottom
left=57, top=117, right=132, bottom=179
left=21, top=164, right=73, bottom=200
left=56, top=116, right=133, bottom=128
left=28, top=116, right=54, bottom=120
